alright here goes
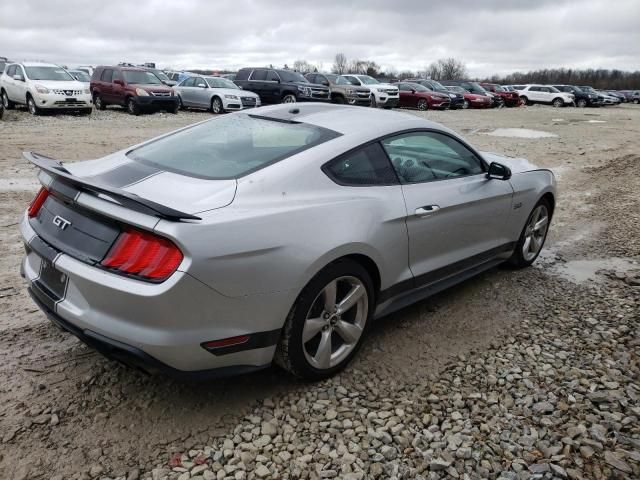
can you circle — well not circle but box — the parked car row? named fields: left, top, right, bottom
left=1, top=60, right=638, bottom=117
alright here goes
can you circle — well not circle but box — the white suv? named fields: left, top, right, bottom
left=342, top=74, right=399, bottom=108
left=1, top=62, right=93, bottom=115
left=516, top=84, right=574, bottom=107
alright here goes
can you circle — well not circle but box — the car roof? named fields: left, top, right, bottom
left=251, top=103, right=449, bottom=137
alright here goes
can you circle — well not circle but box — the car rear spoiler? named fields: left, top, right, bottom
left=24, top=151, right=201, bottom=221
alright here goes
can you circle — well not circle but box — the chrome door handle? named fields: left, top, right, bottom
left=415, top=205, right=440, bottom=216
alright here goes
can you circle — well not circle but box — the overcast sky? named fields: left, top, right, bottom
left=1, top=0, right=638, bottom=77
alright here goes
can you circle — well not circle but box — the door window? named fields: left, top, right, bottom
left=250, top=69, right=267, bottom=81
left=195, top=77, right=207, bottom=87
left=381, top=131, right=484, bottom=184
left=323, top=143, right=398, bottom=186
left=266, top=71, right=280, bottom=82
left=182, top=77, right=196, bottom=87
left=6, top=65, right=15, bottom=76
left=101, top=69, right=113, bottom=82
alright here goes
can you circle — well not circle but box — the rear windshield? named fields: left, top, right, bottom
left=127, top=114, right=341, bottom=179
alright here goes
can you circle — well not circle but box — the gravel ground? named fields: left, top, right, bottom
left=0, top=104, right=638, bottom=480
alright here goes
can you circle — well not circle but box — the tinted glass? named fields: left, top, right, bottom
left=127, top=114, right=341, bottom=180
left=101, top=69, right=113, bottom=81
left=382, top=132, right=483, bottom=184
left=70, top=71, right=90, bottom=82
left=181, top=77, right=196, bottom=87
left=279, top=70, right=307, bottom=83
left=25, top=66, right=73, bottom=81
left=123, top=70, right=163, bottom=84
left=325, top=143, right=398, bottom=186
left=343, top=76, right=360, bottom=85
left=195, top=77, right=207, bottom=87
left=266, top=70, right=281, bottom=82
left=235, top=69, right=250, bottom=81
left=407, top=83, right=429, bottom=92
left=6, top=65, right=16, bottom=76
left=250, top=69, right=267, bottom=81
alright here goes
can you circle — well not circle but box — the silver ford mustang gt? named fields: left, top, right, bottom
left=20, top=104, right=555, bottom=380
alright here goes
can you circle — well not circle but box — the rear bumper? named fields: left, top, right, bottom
left=20, top=214, right=286, bottom=376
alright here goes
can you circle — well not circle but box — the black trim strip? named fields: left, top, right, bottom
left=88, top=161, right=163, bottom=188
left=201, top=329, right=281, bottom=356
left=25, top=152, right=201, bottom=221
left=379, top=242, right=515, bottom=303
left=27, top=288, right=269, bottom=381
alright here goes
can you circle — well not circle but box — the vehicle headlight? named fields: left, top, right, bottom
left=34, top=84, right=50, bottom=94
left=224, top=95, right=239, bottom=100
left=297, top=86, right=311, bottom=96
left=135, top=88, right=149, bottom=96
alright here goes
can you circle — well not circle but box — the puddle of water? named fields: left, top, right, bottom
left=0, top=178, right=41, bottom=192
left=550, top=257, right=638, bottom=283
left=584, top=120, right=606, bottom=123
left=484, top=128, right=558, bottom=139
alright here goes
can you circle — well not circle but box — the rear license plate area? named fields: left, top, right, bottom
left=39, top=259, right=68, bottom=301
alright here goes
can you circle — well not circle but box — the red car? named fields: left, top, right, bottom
left=480, top=83, right=521, bottom=107
left=444, top=86, right=492, bottom=109
left=397, top=82, right=451, bottom=110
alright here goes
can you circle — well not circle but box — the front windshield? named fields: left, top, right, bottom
left=279, top=70, right=308, bottom=83
left=25, top=66, right=74, bottom=81
left=407, top=83, right=429, bottom=92
left=465, top=82, right=487, bottom=94
left=127, top=114, right=341, bottom=180
left=206, top=77, right=239, bottom=89
left=492, top=85, right=505, bottom=92
left=326, top=74, right=349, bottom=85
left=70, top=71, right=90, bottom=82
left=358, top=75, right=380, bottom=85
left=123, top=70, right=163, bottom=85
left=446, top=86, right=466, bottom=93
left=582, top=86, right=596, bottom=93
left=152, top=70, right=170, bottom=82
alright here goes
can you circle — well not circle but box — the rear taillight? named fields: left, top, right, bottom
left=28, top=187, right=49, bottom=218
left=101, top=228, right=183, bottom=281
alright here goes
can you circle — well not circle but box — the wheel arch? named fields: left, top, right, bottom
left=540, top=191, right=555, bottom=219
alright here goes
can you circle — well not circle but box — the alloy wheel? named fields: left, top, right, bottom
left=553, top=98, right=564, bottom=108
left=417, top=99, right=428, bottom=111
left=462, top=100, right=469, bottom=109
left=212, top=97, right=223, bottom=113
left=282, top=94, right=297, bottom=103
left=2, top=92, right=8, bottom=108
left=28, top=97, right=37, bottom=115
left=302, top=276, right=368, bottom=370
left=522, top=205, right=549, bottom=262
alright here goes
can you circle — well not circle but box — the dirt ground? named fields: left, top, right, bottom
left=0, top=103, right=638, bottom=479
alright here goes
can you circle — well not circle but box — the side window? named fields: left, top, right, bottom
left=529, top=86, right=540, bottom=92
left=112, top=70, right=122, bottom=82
left=266, top=70, right=280, bottom=82
left=196, top=77, right=207, bottom=87
left=101, top=69, right=113, bottom=82
left=6, top=65, right=15, bottom=76
left=381, top=131, right=484, bottom=184
left=250, top=69, right=267, bottom=81
left=182, top=77, right=195, bottom=87
left=398, top=83, right=410, bottom=91
left=324, top=143, right=398, bottom=186
left=343, top=76, right=359, bottom=86
left=235, top=69, right=250, bottom=81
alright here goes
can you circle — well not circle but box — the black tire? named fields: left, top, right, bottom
left=177, top=95, right=185, bottom=110
left=462, top=99, right=470, bottom=109
left=332, top=95, right=345, bottom=104
left=275, top=259, right=375, bottom=380
left=520, top=96, right=529, bottom=106
left=370, top=96, right=377, bottom=108
left=211, top=96, right=224, bottom=114
left=552, top=97, right=564, bottom=108
left=508, top=198, right=552, bottom=269
left=417, top=99, right=428, bottom=111
left=27, top=95, right=40, bottom=115
left=634, top=99, right=639, bottom=104
left=576, top=98, right=587, bottom=108
left=126, top=97, right=140, bottom=115
left=2, top=90, right=15, bottom=109
left=282, top=93, right=297, bottom=104
left=168, top=106, right=178, bottom=114
left=93, top=93, right=106, bottom=110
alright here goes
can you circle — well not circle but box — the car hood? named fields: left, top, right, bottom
left=32, top=80, right=85, bottom=90
left=480, top=151, right=543, bottom=174
left=213, top=88, right=258, bottom=97
left=65, top=152, right=237, bottom=215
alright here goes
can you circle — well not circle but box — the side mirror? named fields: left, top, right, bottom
left=113, top=79, right=124, bottom=86
left=411, top=89, right=416, bottom=94
left=13, top=74, right=24, bottom=82
left=486, top=162, right=512, bottom=180
left=197, top=83, right=207, bottom=88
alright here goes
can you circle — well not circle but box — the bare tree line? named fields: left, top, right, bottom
left=480, top=68, right=640, bottom=90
